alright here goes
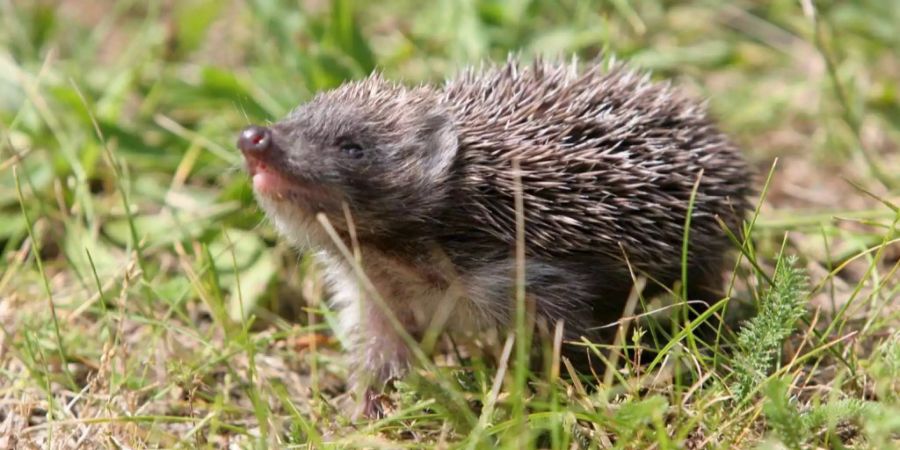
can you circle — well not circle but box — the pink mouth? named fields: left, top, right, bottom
left=245, top=158, right=291, bottom=198
left=253, top=170, right=289, bottom=196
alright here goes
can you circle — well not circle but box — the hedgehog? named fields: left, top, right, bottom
left=237, top=56, right=753, bottom=418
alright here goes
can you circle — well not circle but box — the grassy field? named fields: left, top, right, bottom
left=1, top=0, right=898, bottom=448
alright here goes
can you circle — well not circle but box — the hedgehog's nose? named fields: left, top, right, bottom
left=238, top=125, right=272, bottom=155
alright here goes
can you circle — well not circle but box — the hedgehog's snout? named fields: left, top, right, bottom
left=238, top=125, right=273, bottom=156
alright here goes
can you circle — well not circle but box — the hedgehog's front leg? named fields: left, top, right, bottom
left=333, top=287, right=413, bottom=419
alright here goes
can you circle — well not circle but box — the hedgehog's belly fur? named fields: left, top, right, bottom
left=312, top=245, right=523, bottom=387
left=315, top=245, right=517, bottom=339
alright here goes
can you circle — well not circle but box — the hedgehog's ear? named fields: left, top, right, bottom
left=419, top=108, right=458, bottom=180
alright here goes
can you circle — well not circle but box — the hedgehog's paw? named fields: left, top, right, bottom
left=348, top=335, right=412, bottom=420
left=350, top=371, right=406, bottom=420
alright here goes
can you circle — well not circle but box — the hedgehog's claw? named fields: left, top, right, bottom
left=361, top=388, right=389, bottom=420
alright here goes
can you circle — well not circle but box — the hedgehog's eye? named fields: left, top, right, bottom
left=340, top=142, right=365, bottom=159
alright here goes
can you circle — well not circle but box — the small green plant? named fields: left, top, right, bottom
left=763, top=375, right=876, bottom=449
left=761, top=377, right=805, bottom=449
left=731, top=254, right=809, bottom=401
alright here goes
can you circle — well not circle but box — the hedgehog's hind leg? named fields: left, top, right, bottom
left=524, top=261, right=635, bottom=381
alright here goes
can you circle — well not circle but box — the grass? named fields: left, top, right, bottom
left=1, top=0, right=898, bottom=448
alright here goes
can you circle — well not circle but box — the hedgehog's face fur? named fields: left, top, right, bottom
left=239, top=75, right=459, bottom=247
